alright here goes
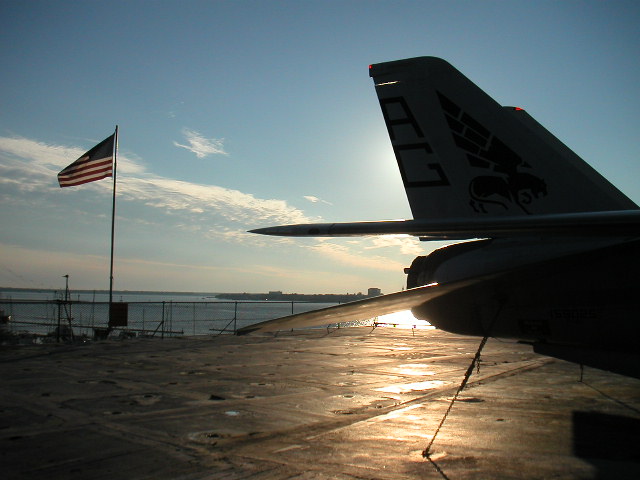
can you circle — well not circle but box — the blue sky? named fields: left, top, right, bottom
left=1, top=0, right=638, bottom=294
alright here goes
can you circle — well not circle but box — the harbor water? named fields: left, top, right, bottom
left=0, top=288, right=348, bottom=339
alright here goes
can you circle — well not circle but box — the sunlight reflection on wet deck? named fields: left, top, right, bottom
left=376, top=380, right=448, bottom=394
left=375, top=309, right=435, bottom=329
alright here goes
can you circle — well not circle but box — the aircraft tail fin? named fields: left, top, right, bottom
left=369, top=57, right=637, bottom=219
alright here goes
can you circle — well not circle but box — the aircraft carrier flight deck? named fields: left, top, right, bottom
left=2, top=327, right=639, bottom=479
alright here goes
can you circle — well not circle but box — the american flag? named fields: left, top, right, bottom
left=58, top=134, right=115, bottom=187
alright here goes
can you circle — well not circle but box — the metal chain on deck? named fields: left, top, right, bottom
left=422, top=333, right=489, bottom=457
left=422, top=298, right=506, bottom=458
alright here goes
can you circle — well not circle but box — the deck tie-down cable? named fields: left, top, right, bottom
left=422, top=298, right=506, bottom=458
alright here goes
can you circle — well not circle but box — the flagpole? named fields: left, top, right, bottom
left=108, top=125, right=118, bottom=326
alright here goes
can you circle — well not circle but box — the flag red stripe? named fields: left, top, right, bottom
left=58, top=171, right=112, bottom=187
left=58, top=167, right=113, bottom=186
left=58, top=158, right=112, bottom=179
left=58, top=162, right=113, bottom=186
left=58, top=155, right=112, bottom=174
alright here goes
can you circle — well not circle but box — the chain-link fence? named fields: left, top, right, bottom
left=0, top=299, right=343, bottom=341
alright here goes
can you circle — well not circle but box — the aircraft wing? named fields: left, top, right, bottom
left=236, top=275, right=494, bottom=335
left=250, top=210, right=640, bottom=240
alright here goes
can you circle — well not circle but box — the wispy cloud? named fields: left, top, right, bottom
left=120, top=176, right=312, bottom=226
left=0, top=135, right=145, bottom=194
left=303, top=195, right=333, bottom=205
left=0, top=135, right=426, bottom=279
left=173, top=128, right=227, bottom=158
left=363, top=235, right=425, bottom=256
left=309, top=240, right=408, bottom=272
left=0, top=135, right=308, bottom=227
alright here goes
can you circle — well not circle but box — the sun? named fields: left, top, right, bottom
left=374, top=310, right=434, bottom=329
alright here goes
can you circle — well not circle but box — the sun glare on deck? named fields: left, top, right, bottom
left=375, top=310, right=434, bottom=329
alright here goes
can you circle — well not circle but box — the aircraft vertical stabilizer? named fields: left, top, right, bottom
left=369, top=57, right=637, bottom=219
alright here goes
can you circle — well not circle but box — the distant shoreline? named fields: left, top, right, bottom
left=0, top=287, right=377, bottom=304
left=0, top=286, right=217, bottom=297
left=216, top=292, right=375, bottom=303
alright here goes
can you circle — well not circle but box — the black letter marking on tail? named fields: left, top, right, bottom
left=380, top=97, right=450, bottom=188
left=394, top=143, right=450, bottom=188
left=379, top=97, right=424, bottom=141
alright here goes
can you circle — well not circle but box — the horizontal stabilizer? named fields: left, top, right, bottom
left=250, top=210, right=640, bottom=239
left=237, top=275, right=492, bottom=335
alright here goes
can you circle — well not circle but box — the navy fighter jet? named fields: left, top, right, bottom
left=242, top=57, right=640, bottom=379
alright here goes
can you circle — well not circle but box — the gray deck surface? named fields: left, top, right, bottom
left=2, top=327, right=639, bottom=479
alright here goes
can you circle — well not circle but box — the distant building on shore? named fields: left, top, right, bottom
left=367, top=288, right=382, bottom=297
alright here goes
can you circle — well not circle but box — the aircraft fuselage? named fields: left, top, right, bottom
left=408, top=238, right=640, bottom=375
